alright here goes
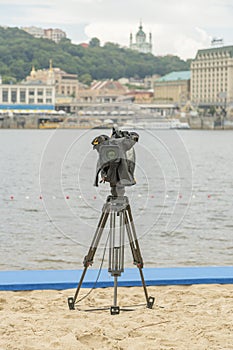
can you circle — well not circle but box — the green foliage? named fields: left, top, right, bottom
left=0, top=26, right=191, bottom=83
left=209, top=106, right=216, bottom=116
left=89, top=37, right=101, bottom=47
left=79, top=73, right=93, bottom=85
left=125, top=83, right=146, bottom=90
left=2, top=76, right=17, bottom=84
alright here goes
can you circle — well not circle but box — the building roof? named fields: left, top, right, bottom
left=196, top=45, right=233, bottom=58
left=136, top=24, right=146, bottom=37
left=157, top=71, right=191, bottom=82
left=79, top=43, right=89, bottom=48
left=91, top=80, right=126, bottom=91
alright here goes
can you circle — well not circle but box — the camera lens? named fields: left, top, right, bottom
left=99, top=144, right=120, bottom=165
left=106, top=149, right=117, bottom=160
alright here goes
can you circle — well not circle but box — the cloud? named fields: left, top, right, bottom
left=0, top=0, right=232, bottom=58
left=172, top=28, right=212, bottom=58
left=84, top=22, right=212, bottom=58
left=0, top=0, right=53, bottom=4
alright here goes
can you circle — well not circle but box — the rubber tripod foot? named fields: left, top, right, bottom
left=147, top=296, right=155, bottom=309
left=68, top=297, right=75, bottom=310
left=110, top=306, right=120, bottom=315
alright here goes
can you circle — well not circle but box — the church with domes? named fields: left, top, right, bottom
left=129, top=22, right=152, bottom=54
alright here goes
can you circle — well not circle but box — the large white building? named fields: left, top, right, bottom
left=0, top=82, right=55, bottom=112
left=21, top=27, right=67, bottom=43
left=129, top=22, right=152, bottom=54
left=44, top=28, right=67, bottom=43
left=191, top=46, right=233, bottom=111
left=26, top=63, right=79, bottom=97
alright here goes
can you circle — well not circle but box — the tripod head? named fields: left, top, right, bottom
left=92, top=127, right=139, bottom=196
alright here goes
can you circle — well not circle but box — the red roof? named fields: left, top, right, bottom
left=79, top=43, right=89, bottom=48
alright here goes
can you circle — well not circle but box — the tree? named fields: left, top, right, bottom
left=2, top=76, right=17, bottom=84
left=89, top=37, right=101, bottom=48
left=209, top=106, right=216, bottom=116
left=79, top=73, right=92, bottom=86
left=0, top=27, right=191, bottom=83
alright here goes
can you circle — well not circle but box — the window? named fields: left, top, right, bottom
left=46, top=89, right=52, bottom=96
left=46, top=98, right=52, bottom=103
left=29, top=98, right=35, bottom=104
left=20, top=89, right=26, bottom=103
left=29, top=89, right=35, bottom=96
left=37, top=89, right=43, bottom=96
left=11, top=89, right=17, bottom=103
left=37, top=98, right=43, bottom=103
left=2, top=89, right=8, bottom=102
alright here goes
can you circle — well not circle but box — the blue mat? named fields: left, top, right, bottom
left=0, top=266, right=233, bottom=291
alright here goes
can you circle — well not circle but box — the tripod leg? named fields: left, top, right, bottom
left=109, top=211, right=124, bottom=315
left=110, top=276, right=120, bottom=315
left=125, top=206, right=155, bottom=309
left=68, top=209, right=110, bottom=310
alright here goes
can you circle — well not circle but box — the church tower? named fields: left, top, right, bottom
left=129, top=21, right=152, bottom=54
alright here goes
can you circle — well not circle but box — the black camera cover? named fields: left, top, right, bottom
left=92, top=129, right=139, bottom=187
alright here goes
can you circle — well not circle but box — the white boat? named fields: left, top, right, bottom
left=123, top=119, right=190, bottom=130
left=170, top=120, right=190, bottom=129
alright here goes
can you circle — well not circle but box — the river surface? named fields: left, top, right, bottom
left=0, top=129, right=232, bottom=270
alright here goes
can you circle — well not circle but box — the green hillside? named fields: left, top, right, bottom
left=0, top=26, right=191, bottom=83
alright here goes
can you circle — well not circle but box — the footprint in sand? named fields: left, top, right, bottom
left=76, top=332, right=112, bottom=348
left=0, top=298, right=7, bottom=310
left=11, top=298, right=34, bottom=312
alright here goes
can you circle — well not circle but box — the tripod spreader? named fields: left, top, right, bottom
left=68, top=195, right=155, bottom=314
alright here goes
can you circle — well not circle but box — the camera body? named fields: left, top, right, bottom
left=92, top=128, right=139, bottom=190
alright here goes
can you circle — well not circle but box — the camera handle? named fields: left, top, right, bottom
left=67, top=195, right=155, bottom=314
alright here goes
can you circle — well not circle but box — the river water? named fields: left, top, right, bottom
left=0, top=129, right=232, bottom=270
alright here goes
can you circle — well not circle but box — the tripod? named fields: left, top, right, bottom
left=68, top=193, right=155, bottom=315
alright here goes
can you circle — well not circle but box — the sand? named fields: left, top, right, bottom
left=0, top=284, right=233, bottom=350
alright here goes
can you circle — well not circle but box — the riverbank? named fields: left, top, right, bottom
left=1, top=115, right=233, bottom=129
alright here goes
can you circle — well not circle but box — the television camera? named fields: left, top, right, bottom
left=92, top=127, right=139, bottom=197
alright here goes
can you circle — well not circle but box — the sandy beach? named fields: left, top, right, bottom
left=0, top=284, right=233, bottom=350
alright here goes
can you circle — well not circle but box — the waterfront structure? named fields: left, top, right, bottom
left=154, top=71, right=190, bottom=105
left=78, top=80, right=127, bottom=104
left=191, top=46, right=233, bottom=111
left=55, top=80, right=128, bottom=113
left=144, top=75, right=160, bottom=89
left=21, top=26, right=67, bottom=43
left=0, top=82, right=55, bottom=112
left=124, top=90, right=154, bottom=103
left=130, top=22, right=152, bottom=54
left=26, top=63, right=79, bottom=98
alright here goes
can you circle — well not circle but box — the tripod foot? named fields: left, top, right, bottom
left=68, top=297, right=75, bottom=310
left=110, top=306, right=120, bottom=315
left=147, top=296, right=155, bottom=309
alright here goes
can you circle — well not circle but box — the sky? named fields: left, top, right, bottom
left=0, top=0, right=233, bottom=59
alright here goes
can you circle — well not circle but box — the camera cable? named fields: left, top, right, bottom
left=74, top=230, right=110, bottom=305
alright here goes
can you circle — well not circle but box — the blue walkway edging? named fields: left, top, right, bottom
left=0, top=266, right=233, bottom=291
